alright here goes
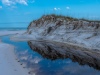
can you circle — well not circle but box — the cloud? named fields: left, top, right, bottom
left=54, top=8, right=57, bottom=10
left=57, top=8, right=61, bottom=10
left=1, top=0, right=28, bottom=6
left=66, top=6, right=70, bottom=10
left=2, top=0, right=15, bottom=6
left=16, top=0, right=28, bottom=5
left=54, top=7, right=61, bottom=11
left=0, top=6, right=2, bottom=9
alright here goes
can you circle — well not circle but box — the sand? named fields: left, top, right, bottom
left=0, top=30, right=29, bottom=75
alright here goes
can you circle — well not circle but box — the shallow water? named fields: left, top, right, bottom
left=0, top=28, right=26, bottom=31
left=1, top=36, right=100, bottom=75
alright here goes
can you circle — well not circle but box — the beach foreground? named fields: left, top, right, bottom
left=0, top=30, right=29, bottom=75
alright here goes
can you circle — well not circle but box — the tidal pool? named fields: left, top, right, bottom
left=1, top=36, right=100, bottom=75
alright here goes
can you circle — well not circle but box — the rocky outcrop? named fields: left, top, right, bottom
left=26, top=14, right=100, bottom=50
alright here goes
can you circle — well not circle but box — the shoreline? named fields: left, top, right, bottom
left=0, top=30, right=26, bottom=36
left=0, top=41, right=29, bottom=75
left=11, top=33, right=100, bottom=51
left=0, top=30, right=29, bottom=75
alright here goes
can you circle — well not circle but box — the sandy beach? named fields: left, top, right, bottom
left=0, top=30, right=26, bottom=36
left=0, top=30, right=29, bottom=75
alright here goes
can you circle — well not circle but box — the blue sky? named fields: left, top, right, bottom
left=0, top=0, right=100, bottom=28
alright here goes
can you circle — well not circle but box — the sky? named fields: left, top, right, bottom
left=0, top=0, right=100, bottom=28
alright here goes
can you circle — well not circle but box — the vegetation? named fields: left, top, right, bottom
left=27, top=14, right=100, bottom=30
left=33, top=14, right=100, bottom=23
left=41, top=14, right=79, bottom=21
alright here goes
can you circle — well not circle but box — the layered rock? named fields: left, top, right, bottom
left=27, top=14, right=100, bottom=49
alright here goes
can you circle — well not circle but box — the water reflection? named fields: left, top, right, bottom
left=13, top=40, right=100, bottom=75
left=2, top=36, right=100, bottom=75
left=28, top=41, right=100, bottom=70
